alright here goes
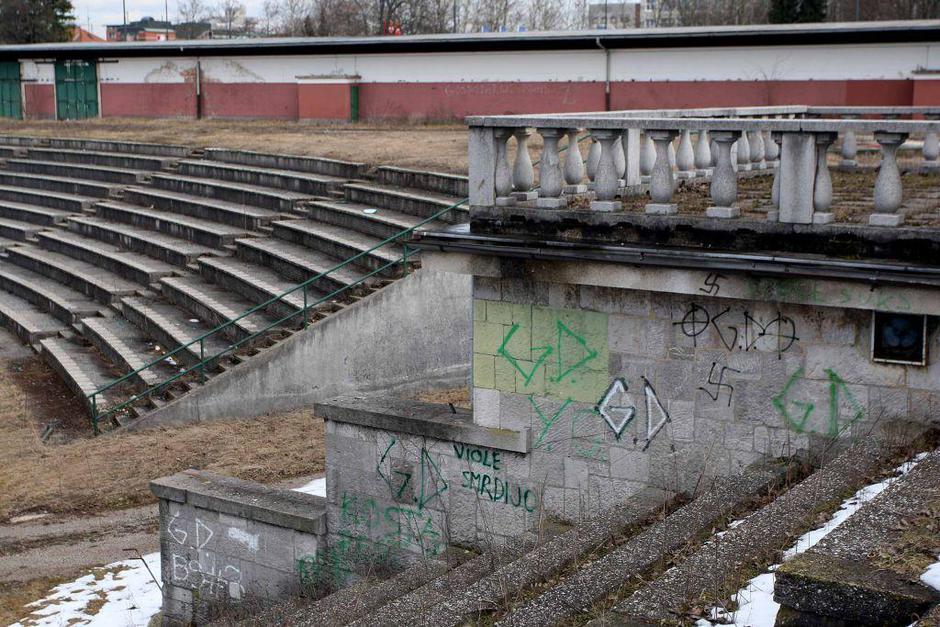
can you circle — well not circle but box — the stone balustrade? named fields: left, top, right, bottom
left=467, top=105, right=940, bottom=228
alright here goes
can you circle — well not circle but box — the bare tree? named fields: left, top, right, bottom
left=526, top=0, right=566, bottom=29
left=213, top=0, right=244, bottom=32
left=177, top=0, right=207, bottom=22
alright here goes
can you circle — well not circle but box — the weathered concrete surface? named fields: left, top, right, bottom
left=130, top=269, right=471, bottom=427
left=775, top=448, right=940, bottom=627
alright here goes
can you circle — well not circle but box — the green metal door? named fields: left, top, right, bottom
left=0, top=62, right=22, bottom=119
left=55, top=60, right=98, bottom=120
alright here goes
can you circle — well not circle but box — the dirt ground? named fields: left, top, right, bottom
left=0, top=118, right=471, bottom=174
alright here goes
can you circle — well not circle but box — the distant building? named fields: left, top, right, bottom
left=174, top=21, right=213, bottom=40
left=69, top=26, right=105, bottom=42
left=588, top=1, right=680, bottom=29
left=106, top=17, right=177, bottom=42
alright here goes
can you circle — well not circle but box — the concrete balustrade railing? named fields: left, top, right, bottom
left=467, top=105, right=940, bottom=228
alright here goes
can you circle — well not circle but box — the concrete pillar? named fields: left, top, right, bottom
left=511, top=129, right=536, bottom=201
left=747, top=129, right=764, bottom=169
left=590, top=129, right=622, bottom=212
left=536, top=128, right=566, bottom=208
left=694, top=130, right=711, bottom=175
left=468, top=126, right=497, bottom=209
left=645, top=129, right=679, bottom=215
left=737, top=131, right=751, bottom=171
left=710, top=138, right=719, bottom=167
left=923, top=116, right=939, bottom=169
left=771, top=132, right=782, bottom=210
left=777, top=132, right=816, bottom=224
left=563, top=129, right=587, bottom=193
left=812, top=132, right=837, bottom=224
left=707, top=130, right=739, bottom=219
left=840, top=116, right=859, bottom=167
left=613, top=134, right=626, bottom=184
left=676, top=129, right=695, bottom=179
left=639, top=132, right=655, bottom=182
left=494, top=128, right=514, bottom=206
left=622, top=129, right=641, bottom=187
left=869, top=131, right=908, bottom=227
left=586, top=138, right=601, bottom=183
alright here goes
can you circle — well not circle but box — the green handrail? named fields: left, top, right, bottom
left=87, top=132, right=593, bottom=433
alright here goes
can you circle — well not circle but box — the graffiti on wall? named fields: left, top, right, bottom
left=675, top=303, right=799, bottom=355
left=375, top=437, right=448, bottom=509
left=167, top=513, right=245, bottom=599
left=454, top=442, right=536, bottom=511
left=596, top=376, right=672, bottom=450
left=773, top=367, right=865, bottom=437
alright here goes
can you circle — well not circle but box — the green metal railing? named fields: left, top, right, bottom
left=87, top=198, right=468, bottom=433
left=87, top=132, right=592, bottom=433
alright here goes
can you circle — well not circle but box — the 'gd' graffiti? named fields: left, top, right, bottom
left=772, top=367, right=865, bottom=437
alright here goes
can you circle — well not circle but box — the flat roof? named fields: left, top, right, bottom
left=0, top=20, right=938, bottom=61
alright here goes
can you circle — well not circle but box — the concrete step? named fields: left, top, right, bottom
left=235, top=237, right=362, bottom=293
left=0, top=136, right=39, bottom=148
left=39, top=336, right=122, bottom=416
left=0, top=216, right=44, bottom=241
left=197, top=256, right=319, bottom=320
left=159, top=275, right=277, bottom=343
left=0, top=237, right=18, bottom=252
left=0, top=186, right=93, bottom=214
left=271, top=219, right=403, bottom=276
left=4, top=159, right=150, bottom=185
left=176, top=159, right=346, bottom=196
left=43, top=138, right=195, bottom=159
left=36, top=230, right=178, bottom=286
left=775, top=449, right=940, bottom=627
left=24, top=147, right=175, bottom=171
left=343, top=182, right=467, bottom=222
left=375, top=165, right=469, bottom=197
left=203, top=147, right=366, bottom=179
left=79, top=316, right=170, bottom=388
left=307, top=199, right=446, bottom=240
left=6, top=245, right=140, bottom=304
left=0, top=171, right=120, bottom=199
left=0, top=259, right=101, bottom=323
left=149, top=173, right=312, bottom=212
left=0, top=290, right=63, bottom=343
left=95, top=200, right=251, bottom=249
left=0, top=145, right=27, bottom=158
left=121, top=296, right=231, bottom=369
left=67, top=216, right=215, bottom=267
left=122, top=186, right=278, bottom=230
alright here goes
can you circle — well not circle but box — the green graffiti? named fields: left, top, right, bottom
left=553, top=320, right=598, bottom=383
left=571, top=407, right=607, bottom=461
left=529, top=395, right=573, bottom=450
left=417, top=448, right=448, bottom=509
left=497, top=322, right=553, bottom=385
left=376, top=438, right=412, bottom=500
left=773, top=367, right=865, bottom=437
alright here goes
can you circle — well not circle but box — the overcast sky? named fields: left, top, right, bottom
left=74, top=0, right=264, bottom=36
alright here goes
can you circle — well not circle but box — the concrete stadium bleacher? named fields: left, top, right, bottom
left=0, top=136, right=468, bottom=431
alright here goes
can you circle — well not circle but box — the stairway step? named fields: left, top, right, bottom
left=80, top=316, right=165, bottom=388
left=96, top=200, right=250, bottom=249
left=39, top=336, right=121, bottom=416
left=0, top=171, right=119, bottom=198
left=344, top=182, right=467, bottom=222
left=0, top=290, right=63, bottom=343
left=0, top=136, right=43, bottom=148
left=176, top=159, right=346, bottom=196
left=272, top=219, right=402, bottom=276
left=25, top=147, right=175, bottom=171
left=67, top=216, right=215, bottom=267
left=203, top=147, right=366, bottom=179
left=375, top=165, right=469, bottom=197
left=121, top=296, right=230, bottom=369
left=235, top=237, right=362, bottom=293
left=149, top=173, right=312, bottom=212
left=0, top=189, right=90, bottom=215
left=0, top=259, right=101, bottom=323
left=0, top=216, right=44, bottom=241
left=160, top=275, right=276, bottom=342
left=43, top=137, right=194, bottom=159
left=197, top=256, right=316, bottom=320
left=4, top=159, right=149, bottom=185
left=6, top=245, right=139, bottom=304
left=122, top=186, right=277, bottom=230
left=307, top=199, right=444, bottom=240
left=36, top=230, right=177, bottom=285
left=0, top=237, right=17, bottom=251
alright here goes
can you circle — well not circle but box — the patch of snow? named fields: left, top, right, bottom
left=13, top=476, right=329, bottom=626
left=698, top=452, right=926, bottom=627
left=921, top=554, right=940, bottom=593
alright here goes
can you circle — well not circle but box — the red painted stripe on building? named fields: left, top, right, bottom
left=23, top=84, right=55, bottom=119
left=100, top=83, right=197, bottom=118
left=201, top=83, right=298, bottom=119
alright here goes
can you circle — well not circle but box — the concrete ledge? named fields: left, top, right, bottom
left=150, top=469, right=327, bottom=535
left=315, top=395, right=531, bottom=453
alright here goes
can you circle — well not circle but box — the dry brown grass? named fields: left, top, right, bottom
left=0, top=351, right=325, bottom=521
left=412, top=387, right=471, bottom=409
left=0, top=576, right=78, bottom=626
left=0, top=118, right=470, bottom=174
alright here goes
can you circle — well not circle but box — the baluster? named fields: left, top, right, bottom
left=494, top=128, right=514, bottom=206
left=710, top=137, right=719, bottom=167
left=536, top=128, right=566, bottom=208
left=737, top=131, right=751, bottom=172
left=840, top=115, right=859, bottom=168
left=676, top=129, right=695, bottom=179
left=668, top=140, right=677, bottom=169
left=614, top=133, right=627, bottom=187
left=590, top=129, right=622, bottom=212
left=511, top=128, right=536, bottom=201
left=639, top=132, right=655, bottom=182
left=923, top=116, right=939, bottom=169
left=586, top=137, right=601, bottom=184
left=764, top=129, right=780, bottom=166
left=694, top=129, right=711, bottom=175
left=563, top=129, right=588, bottom=193
left=645, top=130, right=679, bottom=215
left=869, top=131, right=908, bottom=227
left=770, top=132, right=782, bottom=215
left=812, top=132, right=836, bottom=224
left=707, top=130, right=739, bottom=219
left=747, top=129, right=764, bottom=169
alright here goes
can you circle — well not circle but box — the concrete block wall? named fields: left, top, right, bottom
left=151, top=470, right=327, bottom=625
left=470, top=276, right=940, bottom=513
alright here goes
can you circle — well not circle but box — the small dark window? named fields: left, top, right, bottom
left=871, top=312, right=928, bottom=366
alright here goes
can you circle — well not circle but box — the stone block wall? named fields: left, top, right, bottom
left=151, top=470, right=327, bottom=625
left=470, top=276, right=940, bottom=516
